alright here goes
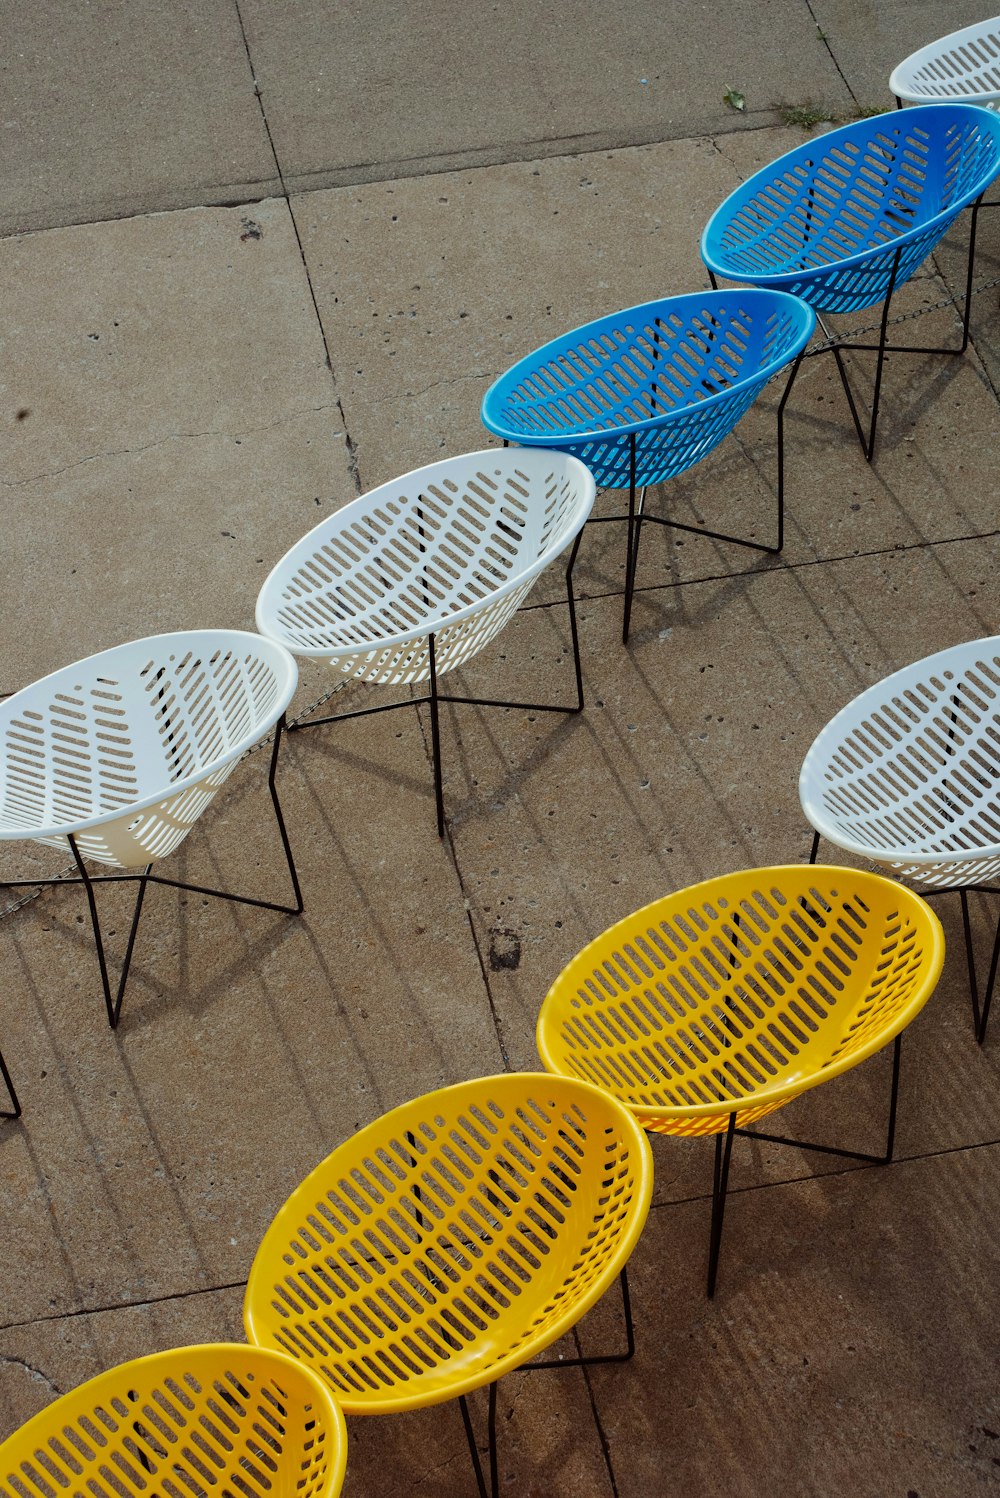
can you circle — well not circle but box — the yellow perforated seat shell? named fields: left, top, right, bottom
left=0, top=1345, right=347, bottom=1498
left=537, top=866, right=944, bottom=1138
left=243, top=1073, right=653, bottom=1414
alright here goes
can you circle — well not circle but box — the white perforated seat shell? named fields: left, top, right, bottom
left=799, top=637, right=1000, bottom=889
left=0, top=631, right=297, bottom=870
left=891, top=18, right=1000, bottom=108
left=255, top=449, right=595, bottom=685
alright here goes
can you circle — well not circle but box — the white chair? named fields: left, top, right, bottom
left=0, top=630, right=301, bottom=1028
left=799, top=636, right=1000, bottom=1042
left=256, top=449, right=596, bottom=835
left=891, top=19, right=1000, bottom=111
left=890, top=19, right=1000, bottom=290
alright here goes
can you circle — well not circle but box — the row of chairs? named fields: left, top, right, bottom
left=4, top=26, right=1000, bottom=1494
left=3, top=85, right=1000, bottom=1078
left=0, top=859, right=950, bottom=1498
left=482, top=100, right=1000, bottom=642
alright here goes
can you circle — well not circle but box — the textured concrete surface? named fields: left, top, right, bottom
left=240, top=0, right=850, bottom=190
left=1, top=198, right=348, bottom=693
left=810, top=0, right=993, bottom=109
left=0, top=1, right=280, bottom=237
left=2, top=6, right=1000, bottom=1498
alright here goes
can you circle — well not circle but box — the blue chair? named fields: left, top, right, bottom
left=702, top=104, right=1000, bottom=461
left=481, top=289, right=815, bottom=642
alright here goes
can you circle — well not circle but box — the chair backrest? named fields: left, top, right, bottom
left=799, top=637, right=1000, bottom=888
left=480, top=290, right=815, bottom=489
left=0, top=1344, right=347, bottom=1498
left=0, top=632, right=297, bottom=869
left=244, top=1072, right=652, bottom=1413
left=537, top=866, right=944, bottom=1137
left=256, top=450, right=595, bottom=685
left=891, top=18, right=1000, bottom=107
left=701, top=105, right=1000, bottom=314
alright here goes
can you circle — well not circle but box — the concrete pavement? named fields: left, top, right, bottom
left=1, top=4, right=999, bottom=1494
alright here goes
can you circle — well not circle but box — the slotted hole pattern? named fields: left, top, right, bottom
left=804, top=647, right=1000, bottom=888
left=0, top=1358, right=337, bottom=1498
left=0, top=643, right=285, bottom=869
left=247, top=1083, right=646, bottom=1407
left=896, top=22, right=1000, bottom=107
left=262, top=459, right=589, bottom=683
left=540, top=875, right=935, bottom=1137
left=489, top=299, right=807, bottom=488
left=707, top=110, right=1000, bottom=313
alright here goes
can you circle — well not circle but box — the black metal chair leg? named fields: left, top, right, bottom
left=0, top=1044, right=20, bottom=1119
left=427, top=633, right=446, bottom=838
left=807, top=828, right=821, bottom=865
left=862, top=251, right=901, bottom=462
left=267, top=714, right=304, bottom=913
left=707, top=1113, right=737, bottom=1298
left=68, top=834, right=151, bottom=1030
left=960, top=887, right=983, bottom=1036
left=976, top=905, right=1000, bottom=1044
left=565, top=531, right=585, bottom=712
left=622, top=433, right=639, bottom=645
left=486, top=1381, right=498, bottom=1498
left=959, top=197, right=982, bottom=354
left=883, top=1033, right=902, bottom=1162
left=114, top=867, right=151, bottom=1028
left=774, top=349, right=806, bottom=553
left=526, top=1265, right=635, bottom=1368
left=459, top=1384, right=498, bottom=1498
left=829, top=248, right=901, bottom=463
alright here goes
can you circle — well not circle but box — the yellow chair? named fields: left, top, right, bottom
left=244, top=1072, right=652, bottom=1498
left=537, top=865, right=944, bottom=1296
left=0, top=1344, right=347, bottom=1498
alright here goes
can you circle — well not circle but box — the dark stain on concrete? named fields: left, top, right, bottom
left=488, top=926, right=521, bottom=971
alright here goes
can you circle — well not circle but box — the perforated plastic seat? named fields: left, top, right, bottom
left=800, top=636, right=1000, bottom=1039
left=701, top=105, right=1000, bottom=460
left=0, top=631, right=302, bottom=1029
left=891, top=18, right=1000, bottom=109
left=702, top=105, right=1000, bottom=313
left=256, top=449, right=595, bottom=835
left=481, top=290, right=815, bottom=642
left=244, top=1072, right=652, bottom=1497
left=0, top=1344, right=347, bottom=1498
left=537, top=865, right=944, bottom=1293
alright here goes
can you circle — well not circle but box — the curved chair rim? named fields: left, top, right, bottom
left=701, top=103, right=1000, bottom=287
left=480, top=289, right=816, bottom=446
left=799, top=635, right=1000, bottom=867
left=0, top=1342, right=349, bottom=1498
left=0, top=629, right=298, bottom=843
left=243, top=1070, right=654, bottom=1412
left=890, top=18, right=1000, bottom=104
left=256, top=448, right=596, bottom=660
left=537, top=864, right=946, bottom=1123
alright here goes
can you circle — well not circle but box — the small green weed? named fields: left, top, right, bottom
left=778, top=102, right=837, bottom=129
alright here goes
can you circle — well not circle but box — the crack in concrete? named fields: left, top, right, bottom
left=3, top=405, right=345, bottom=489
left=0, top=1279, right=249, bottom=1338
left=368, top=370, right=493, bottom=407
left=706, top=133, right=742, bottom=184
left=802, top=0, right=860, bottom=108
left=412, top=1450, right=467, bottom=1489
left=231, top=0, right=363, bottom=497
left=0, top=1355, right=62, bottom=1396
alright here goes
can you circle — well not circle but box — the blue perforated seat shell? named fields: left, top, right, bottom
left=480, top=289, right=814, bottom=490
left=701, top=104, right=1000, bottom=315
